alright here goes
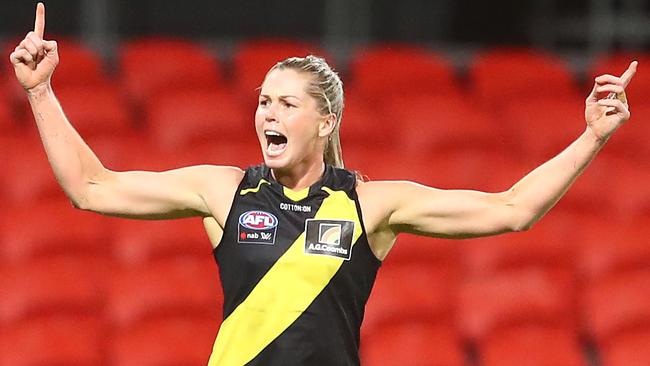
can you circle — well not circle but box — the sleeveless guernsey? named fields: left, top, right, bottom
left=208, top=164, right=381, bottom=366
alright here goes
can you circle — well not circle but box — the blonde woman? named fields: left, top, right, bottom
left=10, top=3, right=637, bottom=365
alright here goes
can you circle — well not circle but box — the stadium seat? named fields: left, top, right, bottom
left=49, top=38, right=110, bottom=88
left=384, top=95, right=512, bottom=156
left=361, top=322, right=465, bottom=366
left=583, top=270, right=650, bottom=344
left=363, top=263, right=458, bottom=333
left=1, top=199, right=108, bottom=261
left=599, top=330, right=650, bottom=366
left=0, top=256, right=108, bottom=323
left=501, top=96, right=586, bottom=162
left=0, top=316, right=104, bottom=366
left=1, top=134, right=61, bottom=204
left=107, top=258, right=222, bottom=327
left=587, top=53, right=650, bottom=105
left=0, top=94, right=15, bottom=132
left=602, top=102, right=650, bottom=162
left=576, top=217, right=650, bottom=281
left=384, top=233, right=459, bottom=267
left=479, top=324, right=587, bottom=366
left=144, top=89, right=252, bottom=150
left=232, top=39, right=327, bottom=106
left=119, top=37, right=224, bottom=105
left=469, top=48, right=580, bottom=108
left=112, top=217, right=210, bottom=265
left=52, top=85, right=135, bottom=138
left=108, top=318, right=218, bottom=366
left=460, top=224, right=576, bottom=277
left=339, top=95, right=394, bottom=148
left=458, top=268, right=576, bottom=341
left=348, top=44, right=462, bottom=101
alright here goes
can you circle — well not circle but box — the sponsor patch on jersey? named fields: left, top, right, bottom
left=238, top=210, right=278, bottom=245
left=304, top=219, right=354, bottom=260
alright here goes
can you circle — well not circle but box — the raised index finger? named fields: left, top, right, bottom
left=34, top=2, right=45, bottom=38
left=620, top=61, right=638, bottom=87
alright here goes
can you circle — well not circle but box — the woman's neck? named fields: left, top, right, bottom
left=271, top=160, right=325, bottom=191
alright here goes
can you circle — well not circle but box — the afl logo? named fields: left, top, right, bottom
left=239, top=210, right=278, bottom=230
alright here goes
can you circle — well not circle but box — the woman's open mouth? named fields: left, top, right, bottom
left=265, top=130, right=288, bottom=156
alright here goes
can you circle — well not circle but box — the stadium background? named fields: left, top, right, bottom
left=1, top=1, right=649, bottom=365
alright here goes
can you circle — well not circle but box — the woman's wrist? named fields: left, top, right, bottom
left=26, top=82, right=53, bottom=100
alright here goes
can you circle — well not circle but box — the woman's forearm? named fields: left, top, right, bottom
left=27, top=84, right=107, bottom=206
left=508, top=126, right=606, bottom=229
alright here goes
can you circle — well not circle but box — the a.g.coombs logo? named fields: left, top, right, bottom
left=238, top=210, right=278, bottom=245
left=304, top=219, right=354, bottom=260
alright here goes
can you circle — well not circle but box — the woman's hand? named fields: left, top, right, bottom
left=585, top=61, right=637, bottom=142
left=9, top=3, right=59, bottom=92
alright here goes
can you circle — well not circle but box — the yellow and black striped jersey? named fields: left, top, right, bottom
left=209, top=164, right=381, bottom=366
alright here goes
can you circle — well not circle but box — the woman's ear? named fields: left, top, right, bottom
left=318, top=113, right=337, bottom=138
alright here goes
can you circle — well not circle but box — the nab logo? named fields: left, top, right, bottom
left=239, top=211, right=278, bottom=230
left=238, top=210, right=278, bottom=245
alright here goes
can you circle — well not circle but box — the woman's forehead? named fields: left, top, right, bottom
left=260, top=68, right=311, bottom=96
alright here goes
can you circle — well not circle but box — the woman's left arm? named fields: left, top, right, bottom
left=364, top=61, right=638, bottom=240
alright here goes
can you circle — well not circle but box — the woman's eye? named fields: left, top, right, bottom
left=283, top=101, right=295, bottom=108
left=259, top=100, right=268, bottom=106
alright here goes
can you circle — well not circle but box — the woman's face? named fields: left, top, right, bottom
left=255, top=68, right=326, bottom=171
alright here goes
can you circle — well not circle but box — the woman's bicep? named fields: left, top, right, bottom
left=376, top=181, right=520, bottom=238
left=79, top=165, right=243, bottom=220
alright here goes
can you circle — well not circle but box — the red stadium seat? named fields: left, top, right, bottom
left=107, top=258, right=222, bottom=327
left=0, top=94, right=15, bottom=132
left=458, top=268, right=576, bottom=341
left=52, top=85, right=135, bottom=138
left=112, top=218, right=210, bottom=265
left=460, top=223, right=576, bottom=277
left=0, top=199, right=108, bottom=261
left=108, top=318, right=218, bottom=366
left=470, top=48, right=580, bottom=108
left=232, top=39, right=327, bottom=106
left=587, top=53, right=650, bottom=105
left=339, top=95, right=394, bottom=148
left=502, top=96, right=586, bottom=162
left=348, top=44, right=462, bottom=101
left=479, top=324, right=587, bottom=366
left=363, top=263, right=458, bottom=333
left=119, top=37, right=224, bottom=105
left=0, top=257, right=108, bottom=323
left=583, top=270, right=650, bottom=344
left=361, top=322, right=465, bottom=366
left=49, top=38, right=110, bottom=88
left=145, top=89, right=252, bottom=150
left=0, top=316, right=104, bottom=366
left=1, top=134, right=61, bottom=204
left=576, top=217, right=650, bottom=281
left=603, top=102, right=650, bottom=162
left=384, top=95, right=512, bottom=156
left=384, top=233, right=459, bottom=267
left=600, top=330, right=650, bottom=366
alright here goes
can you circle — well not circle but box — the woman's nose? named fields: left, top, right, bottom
left=264, top=104, right=279, bottom=122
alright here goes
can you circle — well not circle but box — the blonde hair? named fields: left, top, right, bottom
left=269, top=55, right=345, bottom=168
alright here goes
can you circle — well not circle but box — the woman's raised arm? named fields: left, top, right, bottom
left=9, top=3, right=243, bottom=220
left=359, top=61, right=637, bottom=258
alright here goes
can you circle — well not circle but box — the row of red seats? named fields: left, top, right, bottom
left=2, top=38, right=648, bottom=107
left=2, top=86, right=649, bottom=164
left=1, top=234, right=647, bottom=365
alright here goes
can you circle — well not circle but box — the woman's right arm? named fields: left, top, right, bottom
left=11, top=3, right=243, bottom=220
